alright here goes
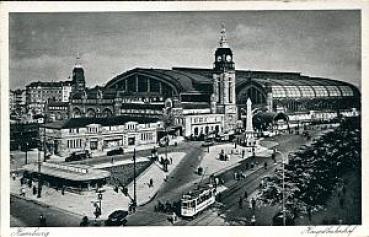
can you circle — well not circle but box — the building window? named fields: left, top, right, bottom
left=67, top=139, right=82, bottom=148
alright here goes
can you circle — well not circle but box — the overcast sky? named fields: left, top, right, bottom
left=9, top=11, right=361, bottom=90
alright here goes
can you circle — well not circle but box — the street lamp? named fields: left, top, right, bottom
left=274, top=150, right=286, bottom=226
left=25, top=142, right=29, bottom=165
left=133, top=148, right=137, bottom=209
left=37, top=140, right=42, bottom=198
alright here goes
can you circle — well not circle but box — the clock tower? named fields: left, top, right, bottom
left=72, top=56, right=86, bottom=92
left=213, top=25, right=237, bottom=133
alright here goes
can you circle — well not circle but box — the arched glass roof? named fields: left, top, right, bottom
left=102, top=67, right=360, bottom=100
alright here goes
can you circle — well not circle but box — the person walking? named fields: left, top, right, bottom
left=61, top=185, right=65, bottom=195
left=149, top=178, right=154, bottom=188
left=21, top=187, right=26, bottom=197
left=39, top=214, right=47, bottom=227
left=80, top=216, right=89, bottom=227
left=307, top=205, right=312, bottom=223
left=250, top=215, right=256, bottom=226
left=33, top=185, right=37, bottom=195
left=244, top=191, right=248, bottom=199
left=215, top=177, right=219, bottom=187
left=339, top=197, right=345, bottom=209
left=239, top=196, right=243, bottom=209
left=169, top=157, right=173, bottom=165
left=251, top=197, right=256, bottom=211
left=11, top=172, right=16, bottom=181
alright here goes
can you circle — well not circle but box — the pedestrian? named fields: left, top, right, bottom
left=241, top=172, right=246, bottom=179
left=307, top=206, right=312, bottom=222
left=11, top=172, right=16, bottom=181
left=217, top=193, right=222, bottom=202
left=169, top=157, right=173, bottom=165
left=39, top=214, right=47, bottom=227
left=264, top=161, right=268, bottom=170
left=245, top=163, right=249, bottom=170
left=28, top=179, right=32, bottom=188
left=339, top=198, right=344, bottom=209
left=251, top=197, right=256, bottom=211
left=234, top=172, right=238, bottom=180
left=33, top=185, right=37, bottom=195
left=80, top=216, right=89, bottom=227
left=239, top=196, right=243, bottom=209
left=215, top=177, right=219, bottom=187
left=149, top=178, right=154, bottom=188
left=61, top=185, right=65, bottom=195
left=250, top=215, right=256, bottom=226
left=242, top=150, right=245, bottom=158
left=21, top=187, right=26, bottom=197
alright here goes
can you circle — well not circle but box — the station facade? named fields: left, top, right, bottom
left=66, top=26, right=360, bottom=139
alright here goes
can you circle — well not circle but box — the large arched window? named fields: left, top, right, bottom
left=237, top=85, right=267, bottom=105
left=86, top=108, right=96, bottom=118
left=72, top=107, right=81, bottom=118
left=102, top=108, right=113, bottom=117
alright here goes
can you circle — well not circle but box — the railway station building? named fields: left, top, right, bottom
left=67, top=26, right=360, bottom=139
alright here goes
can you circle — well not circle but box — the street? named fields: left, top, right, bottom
left=9, top=130, right=329, bottom=227
left=125, top=133, right=316, bottom=226
left=10, top=195, right=82, bottom=227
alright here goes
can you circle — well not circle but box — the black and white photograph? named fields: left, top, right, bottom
left=1, top=1, right=368, bottom=237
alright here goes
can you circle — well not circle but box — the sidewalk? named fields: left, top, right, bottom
left=199, top=143, right=272, bottom=176
left=92, top=156, right=150, bottom=169
left=10, top=151, right=186, bottom=220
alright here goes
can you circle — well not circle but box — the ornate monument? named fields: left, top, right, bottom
left=243, top=98, right=257, bottom=147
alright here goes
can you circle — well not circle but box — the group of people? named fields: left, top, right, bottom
left=158, top=156, right=173, bottom=172
left=154, top=200, right=176, bottom=213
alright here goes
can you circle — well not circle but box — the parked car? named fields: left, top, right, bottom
left=65, top=150, right=91, bottom=162
left=202, top=139, right=214, bottom=147
left=272, top=210, right=295, bottom=226
left=105, top=210, right=128, bottom=226
left=107, top=147, right=124, bottom=156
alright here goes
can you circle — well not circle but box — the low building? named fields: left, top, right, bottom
left=42, top=116, right=160, bottom=157
left=23, top=162, right=110, bottom=192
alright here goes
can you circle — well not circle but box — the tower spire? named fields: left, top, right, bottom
left=74, top=52, right=82, bottom=68
left=219, top=23, right=229, bottom=48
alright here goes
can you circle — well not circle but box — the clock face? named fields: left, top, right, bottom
left=226, top=55, right=232, bottom=62
left=217, top=56, right=222, bottom=62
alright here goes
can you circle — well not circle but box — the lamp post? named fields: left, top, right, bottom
left=25, top=142, right=29, bottom=165
left=133, top=148, right=137, bottom=209
left=37, top=140, right=42, bottom=198
left=274, top=150, right=286, bottom=226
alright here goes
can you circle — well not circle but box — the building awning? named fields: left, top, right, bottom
left=103, top=136, right=123, bottom=141
left=23, top=163, right=110, bottom=182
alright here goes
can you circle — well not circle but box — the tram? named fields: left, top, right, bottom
left=180, top=184, right=216, bottom=218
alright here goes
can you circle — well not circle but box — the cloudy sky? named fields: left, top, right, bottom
left=9, top=10, right=361, bottom=90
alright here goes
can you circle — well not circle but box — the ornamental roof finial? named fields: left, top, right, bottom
left=74, top=52, right=82, bottom=68
left=219, top=23, right=229, bottom=48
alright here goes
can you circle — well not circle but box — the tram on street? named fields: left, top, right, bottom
left=180, top=184, right=216, bottom=218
